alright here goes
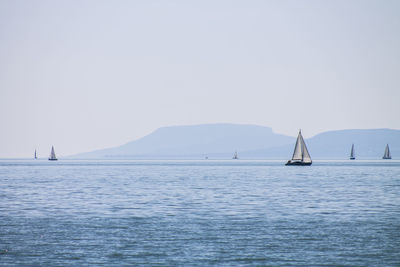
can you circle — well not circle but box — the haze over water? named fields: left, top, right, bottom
left=2, top=1, right=399, bottom=265
left=1, top=160, right=399, bottom=266
left=1, top=1, right=400, bottom=158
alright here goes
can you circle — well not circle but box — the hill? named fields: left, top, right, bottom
left=243, top=128, right=400, bottom=159
left=72, top=125, right=400, bottom=159
left=74, top=124, right=294, bottom=158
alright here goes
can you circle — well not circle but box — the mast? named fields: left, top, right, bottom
left=34, top=149, right=37, bottom=159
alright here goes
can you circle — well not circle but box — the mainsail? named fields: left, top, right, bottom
left=291, top=130, right=312, bottom=163
left=383, top=144, right=391, bottom=159
left=350, top=144, right=355, bottom=159
left=49, top=146, right=57, bottom=160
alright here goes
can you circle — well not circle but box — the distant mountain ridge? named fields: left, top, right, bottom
left=243, top=128, right=400, bottom=159
left=72, top=124, right=400, bottom=159
left=74, top=123, right=294, bottom=158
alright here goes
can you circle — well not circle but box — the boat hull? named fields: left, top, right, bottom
left=285, top=160, right=312, bottom=166
left=350, top=157, right=355, bottom=160
left=48, top=159, right=58, bottom=161
left=382, top=157, right=392, bottom=160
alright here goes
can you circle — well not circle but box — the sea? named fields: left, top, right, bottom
left=1, top=159, right=399, bottom=266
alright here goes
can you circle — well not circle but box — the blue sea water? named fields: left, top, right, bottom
left=0, top=160, right=399, bottom=266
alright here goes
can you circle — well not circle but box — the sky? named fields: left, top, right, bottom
left=0, top=0, right=399, bottom=158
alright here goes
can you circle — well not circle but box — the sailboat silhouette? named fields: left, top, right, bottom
left=286, top=130, right=312, bottom=166
left=350, top=144, right=355, bottom=160
left=383, top=144, right=392, bottom=159
left=48, top=146, right=58, bottom=161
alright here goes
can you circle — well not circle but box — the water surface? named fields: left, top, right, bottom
left=1, top=160, right=399, bottom=266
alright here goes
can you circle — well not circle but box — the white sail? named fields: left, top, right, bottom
left=383, top=144, right=391, bottom=159
left=291, top=130, right=312, bottom=163
left=300, top=133, right=312, bottom=163
left=49, top=146, right=57, bottom=160
left=292, top=134, right=303, bottom=160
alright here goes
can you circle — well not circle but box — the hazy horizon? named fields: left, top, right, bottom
left=1, top=0, right=399, bottom=157
left=3, top=123, right=400, bottom=159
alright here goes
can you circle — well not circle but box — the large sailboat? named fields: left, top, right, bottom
left=286, top=130, right=312, bottom=166
left=232, top=151, right=238, bottom=159
left=48, top=146, right=58, bottom=161
left=350, top=144, right=355, bottom=160
left=382, top=144, right=392, bottom=159
left=34, top=149, right=37, bottom=159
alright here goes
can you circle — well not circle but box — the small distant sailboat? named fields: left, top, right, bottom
left=232, top=151, right=238, bottom=159
left=48, top=146, right=58, bottom=161
left=350, top=144, right=355, bottom=160
left=286, top=130, right=312, bottom=166
left=382, top=144, right=392, bottom=159
left=34, top=149, right=37, bottom=159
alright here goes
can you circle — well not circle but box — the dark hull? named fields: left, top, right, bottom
left=48, top=159, right=58, bottom=161
left=382, top=157, right=392, bottom=160
left=350, top=157, right=355, bottom=160
left=285, top=160, right=312, bottom=166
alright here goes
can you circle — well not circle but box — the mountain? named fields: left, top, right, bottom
left=243, top=128, right=400, bottom=159
left=72, top=125, right=400, bottom=159
left=304, top=128, right=400, bottom=159
left=74, top=124, right=294, bottom=158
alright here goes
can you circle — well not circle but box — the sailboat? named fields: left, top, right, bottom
left=232, top=151, right=238, bottom=159
left=350, top=144, right=355, bottom=160
left=382, top=144, right=392, bottom=159
left=34, top=149, right=37, bottom=159
left=285, top=130, right=312, bottom=166
left=48, top=146, right=58, bottom=161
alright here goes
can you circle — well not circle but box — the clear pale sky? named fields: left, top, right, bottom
left=1, top=0, right=399, bottom=158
